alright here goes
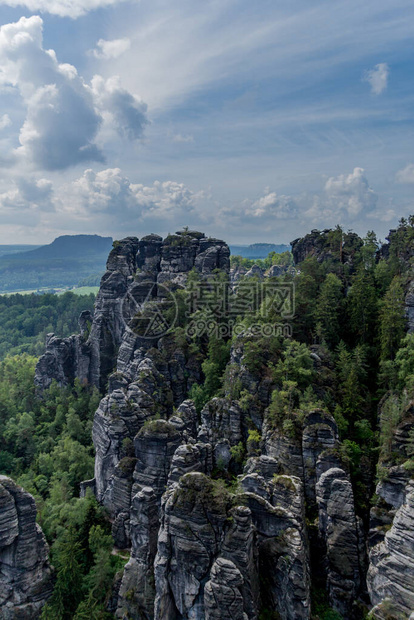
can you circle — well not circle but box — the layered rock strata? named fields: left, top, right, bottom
left=35, top=232, right=230, bottom=393
left=0, top=476, right=53, bottom=619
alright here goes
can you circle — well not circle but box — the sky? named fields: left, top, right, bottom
left=0, top=0, right=414, bottom=245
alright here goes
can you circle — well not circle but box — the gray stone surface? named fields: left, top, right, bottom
left=35, top=232, right=230, bottom=393
left=0, top=477, right=53, bottom=619
left=316, top=467, right=361, bottom=618
left=368, top=483, right=414, bottom=618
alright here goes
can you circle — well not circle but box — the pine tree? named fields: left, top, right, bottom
left=347, top=267, right=378, bottom=345
left=315, top=272, right=343, bottom=347
left=361, top=231, right=378, bottom=270
left=379, top=276, right=406, bottom=361
left=44, top=529, right=84, bottom=619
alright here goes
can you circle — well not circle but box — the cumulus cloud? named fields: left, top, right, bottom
left=0, top=163, right=388, bottom=241
left=396, top=164, right=414, bottom=184
left=92, top=38, right=131, bottom=60
left=0, top=114, right=11, bottom=130
left=364, top=63, right=389, bottom=95
left=217, top=190, right=298, bottom=235
left=0, top=16, right=148, bottom=170
left=90, top=76, right=149, bottom=140
left=0, top=165, right=206, bottom=236
left=0, top=176, right=53, bottom=225
left=246, top=191, right=298, bottom=219
left=70, top=168, right=137, bottom=215
left=321, top=167, right=377, bottom=216
left=221, top=168, right=379, bottom=232
left=65, top=168, right=201, bottom=228
left=0, top=0, right=128, bottom=18
left=16, top=176, right=54, bottom=209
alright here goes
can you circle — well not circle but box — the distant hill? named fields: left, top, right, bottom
left=0, top=245, right=41, bottom=258
left=0, top=235, right=113, bottom=293
left=229, top=242, right=290, bottom=258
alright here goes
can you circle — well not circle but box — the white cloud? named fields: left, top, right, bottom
left=132, top=180, right=200, bottom=218
left=0, top=114, right=11, bottom=130
left=0, top=166, right=206, bottom=236
left=0, top=176, right=54, bottom=226
left=92, top=38, right=131, bottom=60
left=0, top=16, right=103, bottom=169
left=0, top=163, right=401, bottom=243
left=172, top=133, right=194, bottom=143
left=70, top=168, right=137, bottom=215
left=221, top=168, right=378, bottom=231
left=16, top=177, right=54, bottom=208
left=19, top=82, right=105, bottom=171
left=364, top=63, right=389, bottom=95
left=0, top=0, right=128, bottom=18
left=64, top=168, right=201, bottom=228
left=396, top=164, right=414, bottom=184
left=90, top=76, right=149, bottom=141
left=322, top=167, right=377, bottom=217
left=0, top=16, right=148, bottom=170
left=245, top=191, right=298, bottom=220
left=217, top=189, right=298, bottom=238
left=368, top=208, right=396, bottom=223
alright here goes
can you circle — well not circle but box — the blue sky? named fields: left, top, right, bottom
left=0, top=0, right=413, bottom=244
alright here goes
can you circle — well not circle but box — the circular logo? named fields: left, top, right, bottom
left=121, top=280, right=179, bottom=340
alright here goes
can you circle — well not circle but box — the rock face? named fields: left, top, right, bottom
left=367, top=483, right=414, bottom=618
left=92, top=276, right=360, bottom=620
left=152, top=470, right=309, bottom=620
left=36, top=228, right=414, bottom=619
left=154, top=473, right=234, bottom=619
left=367, top=399, right=414, bottom=617
left=239, top=471, right=310, bottom=620
left=35, top=231, right=230, bottom=393
left=291, top=228, right=362, bottom=267
left=0, top=476, right=53, bottom=619
left=316, top=468, right=361, bottom=618
left=204, top=558, right=248, bottom=620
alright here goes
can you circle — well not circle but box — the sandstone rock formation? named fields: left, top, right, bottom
left=0, top=476, right=53, bottom=619
left=367, top=397, right=414, bottom=617
left=368, top=483, right=414, bottom=618
left=316, top=467, right=361, bottom=617
left=35, top=231, right=230, bottom=393
left=291, top=228, right=363, bottom=267
left=32, top=227, right=414, bottom=619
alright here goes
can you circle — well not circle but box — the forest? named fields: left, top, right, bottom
left=1, top=220, right=414, bottom=618
left=0, top=292, right=96, bottom=360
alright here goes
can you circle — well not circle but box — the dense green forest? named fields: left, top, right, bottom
left=0, top=357, right=122, bottom=618
left=1, top=220, right=414, bottom=617
left=0, top=292, right=96, bottom=360
left=177, top=224, right=414, bottom=521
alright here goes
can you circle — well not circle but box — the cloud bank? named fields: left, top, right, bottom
left=221, top=168, right=378, bottom=231
left=64, top=168, right=202, bottom=230
left=0, top=176, right=54, bottom=226
left=0, top=16, right=148, bottom=171
left=0, top=165, right=399, bottom=243
left=0, top=0, right=128, bottom=18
